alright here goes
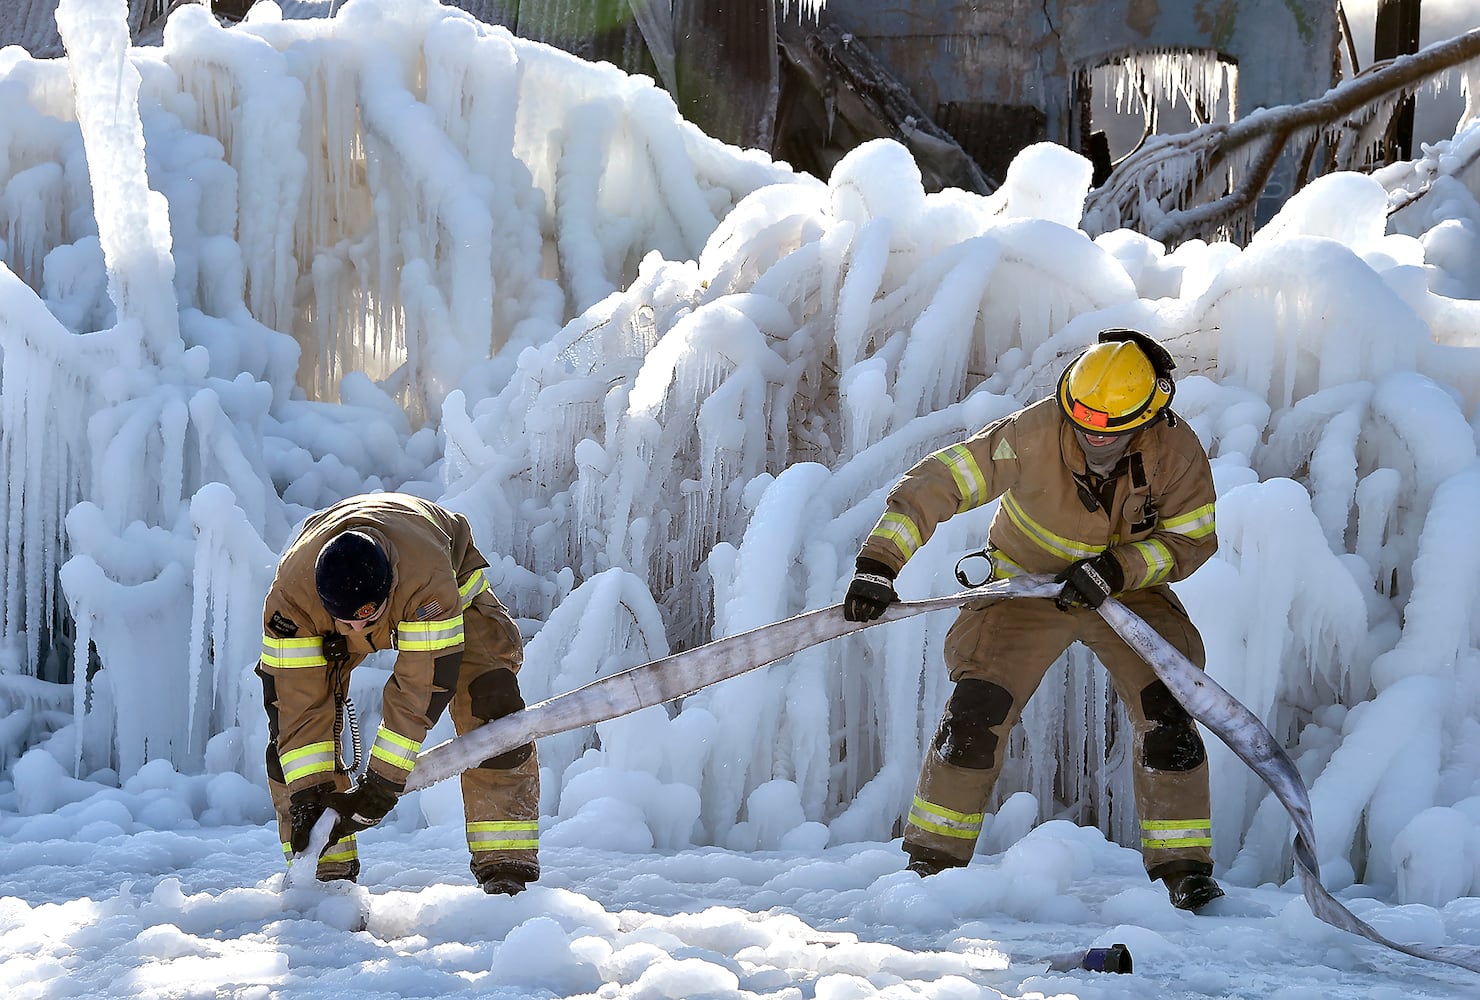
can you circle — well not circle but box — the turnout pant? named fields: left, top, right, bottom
left=903, top=587, right=1213, bottom=881
left=453, top=592, right=541, bottom=883
left=265, top=593, right=540, bottom=883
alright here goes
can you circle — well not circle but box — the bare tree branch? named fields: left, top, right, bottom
left=1083, top=28, right=1480, bottom=246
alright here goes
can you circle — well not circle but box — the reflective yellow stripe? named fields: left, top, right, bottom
left=370, top=726, right=422, bottom=774
left=397, top=614, right=464, bottom=651
left=1001, top=491, right=1103, bottom=564
left=869, top=511, right=923, bottom=562
left=906, top=795, right=984, bottom=840
left=280, top=834, right=358, bottom=863
left=1128, top=538, right=1174, bottom=586
left=1141, top=818, right=1212, bottom=849
left=1162, top=503, right=1216, bottom=539
left=1142, top=835, right=1213, bottom=848
left=990, top=551, right=1026, bottom=578
left=467, top=820, right=539, bottom=852
left=931, top=444, right=989, bottom=512
left=261, top=635, right=327, bottom=669
left=280, top=741, right=336, bottom=783
left=319, top=840, right=359, bottom=864
left=459, top=568, right=490, bottom=610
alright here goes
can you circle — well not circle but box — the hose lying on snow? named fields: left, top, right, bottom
left=1095, top=593, right=1480, bottom=974
left=291, top=574, right=1480, bottom=974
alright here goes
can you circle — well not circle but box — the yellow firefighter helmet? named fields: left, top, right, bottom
left=1057, top=330, right=1176, bottom=434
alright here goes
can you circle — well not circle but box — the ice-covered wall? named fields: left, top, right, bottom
left=3, top=0, right=1480, bottom=902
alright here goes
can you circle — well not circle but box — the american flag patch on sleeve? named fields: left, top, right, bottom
left=417, top=599, right=443, bottom=620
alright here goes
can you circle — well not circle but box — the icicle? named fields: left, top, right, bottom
left=778, top=0, right=829, bottom=22
left=55, top=0, right=183, bottom=362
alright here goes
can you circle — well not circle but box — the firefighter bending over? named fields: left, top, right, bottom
left=257, top=493, right=540, bottom=895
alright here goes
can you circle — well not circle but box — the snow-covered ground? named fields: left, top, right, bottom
left=6, top=761, right=1480, bottom=999
left=5, top=0, right=1480, bottom=996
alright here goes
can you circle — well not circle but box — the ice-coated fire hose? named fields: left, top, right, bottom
left=290, top=574, right=1480, bottom=974
left=1095, top=595, right=1480, bottom=974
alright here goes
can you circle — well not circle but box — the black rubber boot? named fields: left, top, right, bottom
left=1163, top=871, right=1224, bottom=911
left=474, top=861, right=539, bottom=896
left=904, top=845, right=964, bottom=878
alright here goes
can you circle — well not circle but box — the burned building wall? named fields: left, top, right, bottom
left=813, top=0, right=1340, bottom=201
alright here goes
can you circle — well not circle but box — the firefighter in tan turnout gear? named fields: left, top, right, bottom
left=844, top=329, right=1224, bottom=911
left=257, top=493, right=540, bottom=894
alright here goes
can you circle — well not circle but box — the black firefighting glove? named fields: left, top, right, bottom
left=288, top=781, right=335, bottom=854
left=844, top=558, right=898, bottom=622
left=1054, top=553, right=1125, bottom=611
left=326, top=771, right=399, bottom=842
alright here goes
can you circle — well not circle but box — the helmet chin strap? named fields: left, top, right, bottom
left=1155, top=374, right=1177, bottom=427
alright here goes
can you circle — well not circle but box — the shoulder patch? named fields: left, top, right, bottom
left=992, top=439, right=1017, bottom=461
left=267, top=611, right=299, bottom=637
left=417, top=598, right=444, bottom=621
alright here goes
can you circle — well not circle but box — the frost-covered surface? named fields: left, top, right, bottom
left=5, top=762, right=1480, bottom=998
left=3, top=2, right=1480, bottom=993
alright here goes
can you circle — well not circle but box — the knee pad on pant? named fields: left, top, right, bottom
left=470, top=668, right=525, bottom=720
left=932, top=679, right=1014, bottom=769
left=1139, top=681, right=1206, bottom=771
left=469, top=669, right=533, bottom=769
